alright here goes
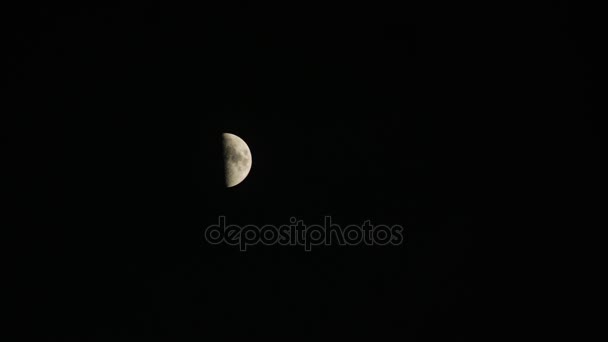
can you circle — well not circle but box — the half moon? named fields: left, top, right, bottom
left=222, top=133, right=252, bottom=188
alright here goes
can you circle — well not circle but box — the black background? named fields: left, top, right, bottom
left=3, top=1, right=603, bottom=340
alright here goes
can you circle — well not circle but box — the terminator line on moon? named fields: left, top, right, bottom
left=222, top=133, right=252, bottom=187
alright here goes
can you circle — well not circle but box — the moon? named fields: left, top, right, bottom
left=222, top=133, right=252, bottom=188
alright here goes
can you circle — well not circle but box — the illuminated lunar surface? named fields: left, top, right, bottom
left=222, top=133, right=252, bottom=188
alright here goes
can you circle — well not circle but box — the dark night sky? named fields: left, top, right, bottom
left=3, top=1, right=603, bottom=340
